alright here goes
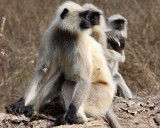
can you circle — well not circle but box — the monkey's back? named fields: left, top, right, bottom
left=84, top=35, right=116, bottom=117
left=89, top=37, right=114, bottom=87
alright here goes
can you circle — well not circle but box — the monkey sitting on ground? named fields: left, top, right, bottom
left=105, top=14, right=132, bottom=99
left=82, top=4, right=122, bottom=128
left=8, top=1, right=117, bottom=126
left=83, top=4, right=125, bottom=63
left=82, top=4, right=132, bottom=99
left=106, top=14, right=133, bottom=99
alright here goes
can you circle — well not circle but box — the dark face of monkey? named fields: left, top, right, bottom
left=112, top=19, right=125, bottom=30
left=79, top=10, right=91, bottom=29
left=88, top=11, right=100, bottom=26
left=60, top=8, right=91, bottom=30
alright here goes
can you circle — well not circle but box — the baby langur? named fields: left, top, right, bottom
left=105, top=14, right=132, bottom=99
left=8, top=1, right=116, bottom=127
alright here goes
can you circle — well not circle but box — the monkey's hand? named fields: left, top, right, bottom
left=65, top=106, right=85, bottom=124
left=108, top=38, right=122, bottom=52
left=119, top=38, right=125, bottom=50
left=55, top=106, right=85, bottom=126
left=55, top=113, right=85, bottom=126
left=5, top=97, right=34, bottom=117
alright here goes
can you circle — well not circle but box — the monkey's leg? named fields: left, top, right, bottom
left=114, top=72, right=132, bottom=99
left=55, top=80, right=88, bottom=125
left=84, top=83, right=119, bottom=128
left=105, top=107, right=121, bottom=128
left=7, top=70, right=47, bottom=116
left=8, top=70, right=63, bottom=116
left=56, top=82, right=119, bottom=128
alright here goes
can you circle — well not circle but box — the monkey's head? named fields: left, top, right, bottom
left=82, top=3, right=105, bottom=28
left=56, top=1, right=91, bottom=34
left=106, top=14, right=128, bottom=38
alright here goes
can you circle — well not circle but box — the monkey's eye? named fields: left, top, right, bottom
left=79, top=11, right=89, bottom=18
left=114, top=19, right=125, bottom=25
left=91, top=12, right=100, bottom=20
left=88, top=12, right=100, bottom=26
left=89, top=12, right=100, bottom=24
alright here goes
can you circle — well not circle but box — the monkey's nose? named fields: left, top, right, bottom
left=86, top=16, right=90, bottom=22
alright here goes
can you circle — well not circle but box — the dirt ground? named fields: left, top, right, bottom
left=1, top=96, right=160, bottom=128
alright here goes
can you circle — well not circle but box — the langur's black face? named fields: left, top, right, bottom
left=112, top=19, right=125, bottom=30
left=60, top=8, right=91, bottom=31
left=79, top=10, right=91, bottom=29
left=88, top=11, right=100, bottom=26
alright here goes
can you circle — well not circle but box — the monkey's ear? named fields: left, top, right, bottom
left=61, top=8, right=69, bottom=19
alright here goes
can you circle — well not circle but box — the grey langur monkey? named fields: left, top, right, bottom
left=83, top=4, right=125, bottom=63
left=82, top=4, right=122, bottom=128
left=82, top=4, right=132, bottom=99
left=8, top=1, right=116, bottom=126
left=105, top=14, right=132, bottom=99
left=81, top=5, right=132, bottom=100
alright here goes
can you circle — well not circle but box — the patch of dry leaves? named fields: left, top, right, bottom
left=0, top=96, right=160, bottom=128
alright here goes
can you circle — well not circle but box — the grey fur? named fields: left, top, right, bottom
left=9, top=2, right=116, bottom=127
left=82, top=4, right=122, bottom=128
left=24, top=1, right=92, bottom=112
left=24, top=2, right=104, bottom=125
left=105, top=14, right=132, bottom=99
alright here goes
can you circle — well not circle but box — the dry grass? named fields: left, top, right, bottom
left=0, top=0, right=159, bottom=111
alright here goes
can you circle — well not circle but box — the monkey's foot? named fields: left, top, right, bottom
left=54, top=113, right=85, bottom=126
left=5, top=97, right=34, bottom=117
left=54, top=114, right=67, bottom=126
left=66, top=111, right=85, bottom=124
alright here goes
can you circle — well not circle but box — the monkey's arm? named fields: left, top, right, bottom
left=65, top=77, right=90, bottom=124
left=114, top=72, right=132, bottom=99
left=104, top=49, right=125, bottom=62
left=55, top=78, right=91, bottom=126
left=107, top=38, right=122, bottom=52
left=105, top=34, right=126, bottom=62
left=55, top=77, right=90, bottom=125
left=59, top=58, right=91, bottom=125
